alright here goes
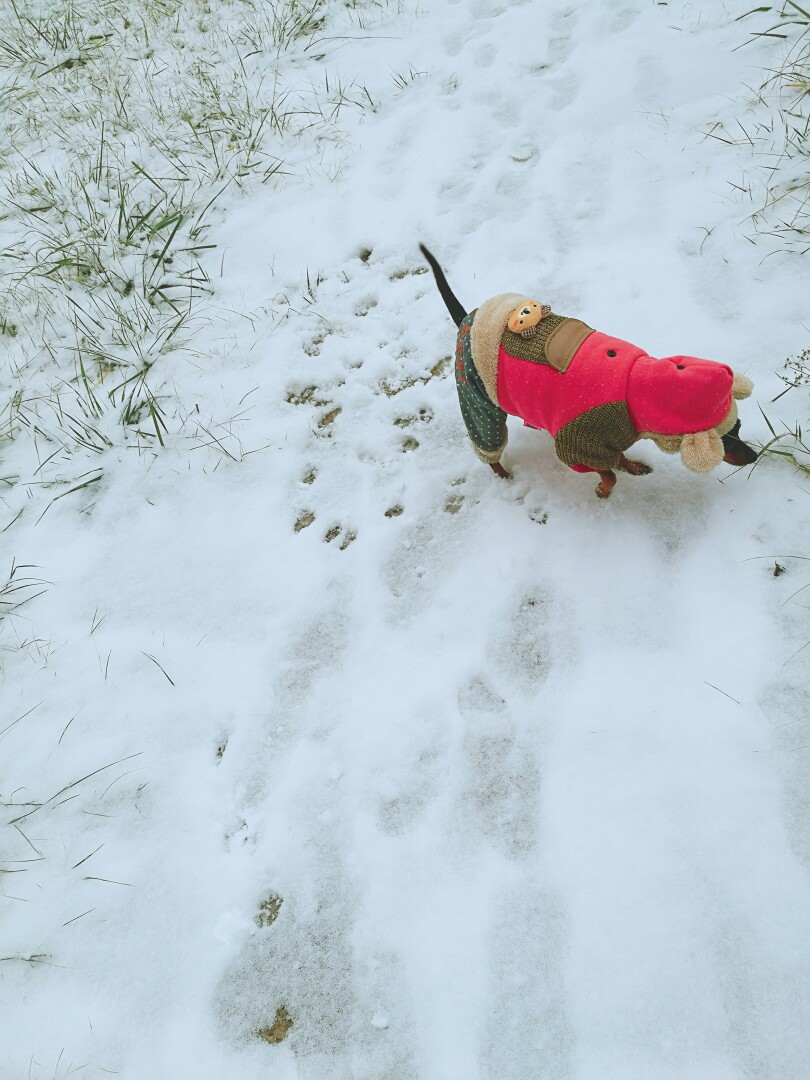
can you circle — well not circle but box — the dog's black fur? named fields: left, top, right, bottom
left=420, top=244, right=466, bottom=328
left=721, top=418, right=758, bottom=466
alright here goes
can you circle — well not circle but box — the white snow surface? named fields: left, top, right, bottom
left=3, top=1, right=810, bottom=1078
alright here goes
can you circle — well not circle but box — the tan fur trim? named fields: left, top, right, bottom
left=470, top=293, right=527, bottom=406
left=715, top=399, right=738, bottom=438
left=732, top=372, right=753, bottom=399
left=473, top=433, right=508, bottom=464
left=680, top=429, right=724, bottom=472
left=639, top=432, right=681, bottom=454
left=642, top=409, right=737, bottom=456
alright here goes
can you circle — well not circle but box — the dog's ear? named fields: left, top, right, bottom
left=732, top=372, right=753, bottom=399
left=680, top=429, right=725, bottom=472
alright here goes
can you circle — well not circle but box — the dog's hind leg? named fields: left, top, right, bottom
left=595, top=470, right=617, bottom=499
left=454, top=314, right=509, bottom=473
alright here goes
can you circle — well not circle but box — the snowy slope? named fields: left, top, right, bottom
left=3, top=1, right=810, bottom=1078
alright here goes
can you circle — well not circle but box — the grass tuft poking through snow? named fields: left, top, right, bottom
left=710, top=2, right=810, bottom=253
left=0, top=0, right=390, bottom=502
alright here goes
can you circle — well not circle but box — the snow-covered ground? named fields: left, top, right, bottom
left=2, top=1, right=810, bottom=1077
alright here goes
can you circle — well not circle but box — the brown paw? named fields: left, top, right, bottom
left=595, top=469, right=616, bottom=499
left=617, top=454, right=652, bottom=475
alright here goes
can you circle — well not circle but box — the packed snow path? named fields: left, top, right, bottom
left=3, top=1, right=810, bottom=1078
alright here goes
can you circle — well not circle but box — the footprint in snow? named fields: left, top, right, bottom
left=294, top=510, right=316, bottom=533
left=303, top=329, right=331, bottom=357
left=490, top=592, right=553, bottom=701
left=382, top=503, right=470, bottom=618
left=604, top=6, right=640, bottom=33
left=293, top=513, right=356, bottom=550
left=548, top=72, right=579, bottom=111
left=285, top=387, right=342, bottom=438
left=548, top=32, right=574, bottom=63
left=286, top=385, right=327, bottom=406
left=324, top=524, right=357, bottom=550
left=255, top=893, right=283, bottom=928
left=393, top=408, right=433, bottom=427
left=376, top=734, right=445, bottom=838
left=389, top=265, right=429, bottom=281
left=317, top=406, right=342, bottom=434
left=482, top=883, right=575, bottom=1078
left=549, top=6, right=577, bottom=33
left=355, top=296, right=377, bottom=317
left=457, top=676, right=540, bottom=860
left=217, top=780, right=417, bottom=1073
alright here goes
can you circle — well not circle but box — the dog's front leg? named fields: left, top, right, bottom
left=617, top=453, right=652, bottom=476
left=595, top=470, right=617, bottom=499
left=489, top=461, right=511, bottom=480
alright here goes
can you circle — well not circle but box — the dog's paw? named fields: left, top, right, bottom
left=595, top=472, right=616, bottom=499
left=489, top=461, right=511, bottom=480
left=618, top=456, right=652, bottom=476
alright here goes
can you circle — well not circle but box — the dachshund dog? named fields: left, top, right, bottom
left=421, top=245, right=757, bottom=498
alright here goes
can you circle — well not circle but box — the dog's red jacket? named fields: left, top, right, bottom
left=497, top=330, right=735, bottom=472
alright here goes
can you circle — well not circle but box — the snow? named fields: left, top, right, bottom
left=2, top=0, right=810, bottom=1078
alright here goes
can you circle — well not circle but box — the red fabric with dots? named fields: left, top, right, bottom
left=496, top=330, right=734, bottom=453
left=497, top=331, right=644, bottom=436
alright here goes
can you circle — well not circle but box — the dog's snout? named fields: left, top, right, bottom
left=722, top=432, right=758, bottom=466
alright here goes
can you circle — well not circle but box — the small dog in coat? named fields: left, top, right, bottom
left=420, top=245, right=758, bottom=498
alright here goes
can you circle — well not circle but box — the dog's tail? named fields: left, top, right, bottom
left=419, top=244, right=467, bottom=328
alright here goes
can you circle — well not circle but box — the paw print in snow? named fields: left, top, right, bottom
left=294, top=510, right=316, bottom=533
left=394, top=408, right=433, bottom=427
left=317, top=406, right=342, bottom=434
left=255, top=894, right=283, bottom=928
left=324, top=524, right=357, bottom=550
left=355, top=297, right=378, bottom=317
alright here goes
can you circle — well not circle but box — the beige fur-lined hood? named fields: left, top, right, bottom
left=469, top=293, right=530, bottom=407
